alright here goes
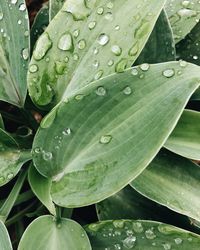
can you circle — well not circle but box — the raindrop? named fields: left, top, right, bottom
left=140, top=63, right=150, bottom=71
left=11, top=0, right=17, bottom=4
left=113, top=221, right=124, bottom=228
left=97, top=7, right=104, bottom=15
left=175, top=238, right=183, bottom=245
left=182, top=1, right=190, bottom=8
left=19, top=3, right=26, bottom=11
left=115, top=25, right=120, bottom=31
left=94, top=70, right=103, bottom=80
left=93, top=47, right=99, bottom=55
left=145, top=229, right=156, bottom=239
left=123, top=235, right=137, bottom=249
left=107, top=2, right=114, bottom=9
left=75, top=94, right=84, bottom=101
left=131, top=68, right=139, bottom=76
left=58, top=32, right=73, bottom=51
left=108, top=60, right=114, bottom=66
left=78, top=39, right=86, bottom=50
left=162, top=243, right=171, bottom=250
left=99, top=135, right=112, bottom=144
left=55, top=61, right=66, bottom=75
left=123, top=86, right=132, bottom=95
left=132, top=222, right=143, bottom=233
left=105, top=12, right=113, bottom=21
left=129, top=42, right=139, bottom=56
left=33, top=33, right=52, bottom=60
left=111, top=45, right=122, bottom=56
left=73, top=53, right=79, bottom=61
left=73, top=29, right=80, bottom=38
left=162, top=69, right=175, bottom=78
left=18, top=20, right=22, bottom=25
left=0, top=176, right=5, bottom=183
left=29, top=64, right=38, bottom=73
left=95, top=86, right=106, bottom=96
left=179, top=60, right=187, bottom=67
left=135, top=21, right=150, bottom=39
left=114, top=244, right=121, bottom=250
left=177, top=9, right=197, bottom=18
left=98, top=33, right=109, bottom=46
left=115, top=58, right=128, bottom=73
left=88, top=21, right=96, bottom=30
left=22, top=48, right=29, bottom=60
left=34, top=147, right=41, bottom=154
left=43, top=151, right=53, bottom=161
left=7, top=173, right=14, bottom=180
left=93, top=60, right=99, bottom=68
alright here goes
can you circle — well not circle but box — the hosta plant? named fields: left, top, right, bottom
left=0, top=0, right=200, bottom=249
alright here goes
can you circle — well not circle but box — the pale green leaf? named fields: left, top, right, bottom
left=0, top=0, right=30, bottom=107
left=49, top=0, right=65, bottom=20
left=28, top=164, right=56, bottom=216
left=165, top=0, right=200, bottom=43
left=28, top=0, right=165, bottom=108
left=18, top=215, right=92, bottom=250
left=165, top=110, right=200, bottom=160
left=85, top=220, right=200, bottom=249
left=0, top=128, right=31, bottom=187
left=32, top=61, right=200, bottom=208
left=131, top=150, right=200, bottom=222
left=0, top=221, right=12, bottom=250
left=135, top=9, right=175, bottom=65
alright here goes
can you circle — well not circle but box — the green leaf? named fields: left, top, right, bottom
left=27, top=0, right=165, bottom=108
left=18, top=215, right=92, bottom=250
left=130, top=150, right=200, bottom=222
left=0, top=128, right=31, bottom=187
left=30, top=3, right=49, bottom=53
left=85, top=220, right=200, bottom=249
left=0, top=0, right=30, bottom=107
left=0, top=114, right=4, bottom=129
left=165, top=110, right=200, bottom=160
left=0, top=221, right=12, bottom=250
left=135, top=10, right=175, bottom=65
left=28, top=164, right=56, bottom=216
left=32, top=61, right=200, bottom=208
left=165, top=0, right=200, bottom=43
left=49, top=0, right=65, bottom=20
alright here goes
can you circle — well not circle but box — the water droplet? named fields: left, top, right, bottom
left=108, top=59, right=114, bottom=66
left=115, top=25, right=120, bottom=31
left=98, top=33, right=109, bottom=46
left=132, top=222, right=143, bottom=233
left=19, top=3, right=26, bottom=11
left=123, top=86, right=132, bottom=95
left=131, top=68, right=139, bottom=76
left=73, top=53, right=79, bottom=61
left=34, top=147, right=41, bottom=154
left=7, top=173, right=14, bottom=180
left=58, top=32, right=73, bottom=51
left=88, top=21, right=96, bottom=30
left=193, top=55, right=198, bottom=60
left=75, top=94, right=84, bottom=101
left=163, top=243, right=171, bottom=250
left=11, top=0, right=17, bottom=4
left=0, top=13, right=4, bottom=20
left=97, top=7, right=104, bottom=15
left=73, top=29, right=80, bottom=38
left=140, top=63, right=150, bottom=71
left=182, top=0, right=190, bottom=7
left=96, top=86, right=106, bottom=96
left=55, top=61, right=66, bottom=75
left=93, top=60, right=99, bottom=68
left=177, top=9, right=197, bottom=18
left=29, top=64, right=38, bottom=73
left=113, top=221, right=124, bottom=228
left=93, top=47, right=99, bottom=55
left=0, top=176, right=5, bottom=183
left=18, top=19, right=22, bottom=25
left=162, top=69, right=175, bottom=78
left=129, top=42, right=139, bottom=56
left=22, top=48, right=29, bottom=60
left=78, top=39, right=86, bottom=50
left=123, top=235, right=137, bottom=249
left=107, top=2, right=114, bottom=9
left=135, top=21, right=150, bottom=39
left=57, top=223, right=62, bottom=229
left=33, top=33, right=52, bottom=60
left=105, top=12, right=113, bottom=21
left=43, top=151, right=53, bottom=161
left=94, top=70, right=103, bottom=80
left=100, top=135, right=112, bottom=144
left=175, top=238, right=182, bottom=245
left=145, top=229, right=156, bottom=240
left=111, top=45, right=122, bottom=56
left=115, top=58, right=128, bottom=73
left=114, top=244, right=121, bottom=250
left=179, top=60, right=187, bottom=67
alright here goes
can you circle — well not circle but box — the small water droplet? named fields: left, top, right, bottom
left=34, top=147, right=41, bottom=154
left=123, top=86, right=132, bottom=95
left=113, top=221, right=124, bottom=229
left=78, top=39, right=86, bottom=50
left=115, top=58, right=128, bottom=73
left=58, top=32, right=73, bottom=51
left=73, top=53, right=79, bottom=61
left=94, top=70, right=103, bottom=80
left=111, top=45, right=122, bottom=56
left=97, top=7, right=104, bottom=15
left=175, top=238, right=182, bottom=245
left=29, top=64, right=38, bottom=73
left=7, top=173, right=14, bottom=180
left=163, top=243, right=171, bottom=250
left=33, top=33, right=52, bottom=60
left=107, top=2, right=114, bottom=9
left=193, top=55, right=198, bottom=60
left=0, top=13, right=4, bottom=20
left=55, top=61, right=66, bottom=75
left=179, top=60, right=187, bottom=67
left=123, top=235, right=137, bottom=249
left=93, top=47, right=99, bottom=55
left=98, top=33, right=109, bottom=46
left=18, top=19, right=22, bottom=25
left=22, top=48, right=29, bottom=60
left=140, top=63, right=150, bottom=71
left=182, top=0, right=190, bottom=8
left=100, top=135, right=112, bottom=144
left=115, top=25, right=120, bottom=31
left=0, top=176, right=5, bottom=183
left=131, top=68, right=139, bottom=76
left=43, top=151, right=53, bottom=161
left=93, top=60, right=99, bottom=68
left=162, top=69, right=175, bottom=78
left=105, top=12, right=113, bottom=21
left=73, top=29, right=80, bottom=38
left=132, top=222, right=143, bottom=233
left=11, top=0, right=18, bottom=4
left=96, top=86, right=106, bottom=96
left=19, top=3, right=26, bottom=11
left=75, top=94, right=84, bottom=101
left=88, top=21, right=96, bottom=30
left=108, top=59, right=114, bottom=66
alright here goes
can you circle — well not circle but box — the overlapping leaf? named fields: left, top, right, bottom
left=49, top=0, right=65, bottom=20
left=165, top=0, right=200, bottom=43
left=0, top=0, right=29, bottom=107
left=165, top=110, right=200, bottom=160
left=0, top=221, right=12, bottom=250
left=28, top=0, right=165, bottom=108
left=131, top=150, right=200, bottom=222
left=18, top=215, right=91, bottom=250
left=32, top=61, right=200, bottom=208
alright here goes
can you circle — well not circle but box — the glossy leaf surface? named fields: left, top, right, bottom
left=28, top=0, right=165, bottom=108
left=131, top=150, right=200, bottom=222
left=165, top=110, right=200, bottom=160
left=0, top=0, right=29, bottom=107
left=32, top=61, right=200, bottom=208
left=165, top=0, right=200, bottom=43
left=18, top=215, right=91, bottom=250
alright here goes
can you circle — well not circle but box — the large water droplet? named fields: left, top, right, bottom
left=58, top=32, right=73, bottom=51
left=111, top=45, right=122, bottom=56
left=33, top=33, right=52, bottom=60
left=98, top=33, right=109, bottom=46
left=73, top=29, right=80, bottom=38
left=100, top=135, right=112, bottom=144
left=177, top=9, right=197, bottom=18
left=19, top=3, right=26, bottom=11
left=11, top=0, right=18, bottom=4
left=113, top=220, right=124, bottom=228
left=123, top=235, right=137, bottom=249
left=162, top=69, right=175, bottom=78
left=95, top=86, right=106, bottom=96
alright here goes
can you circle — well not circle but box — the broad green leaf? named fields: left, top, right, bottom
left=49, top=0, right=65, bottom=20
left=28, top=0, right=165, bottom=108
left=32, top=61, right=200, bottom=208
left=30, top=3, right=49, bottom=52
left=165, top=0, right=200, bottom=43
left=135, top=10, right=175, bottom=65
left=28, top=164, right=56, bottom=216
left=131, top=150, right=200, bottom=222
left=18, top=215, right=92, bottom=250
left=85, top=220, right=200, bottom=249
left=0, top=221, right=12, bottom=250
left=0, top=128, right=31, bottom=187
left=0, top=0, right=30, bottom=107
left=0, top=114, right=4, bottom=129
left=165, top=110, right=200, bottom=160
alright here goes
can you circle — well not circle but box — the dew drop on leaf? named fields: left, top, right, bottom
left=111, top=45, right=122, bottom=56
left=108, top=59, right=114, bottom=66
left=7, top=173, right=14, bottom=180
left=99, top=135, right=112, bottom=144
left=58, top=32, right=74, bottom=51
left=145, top=229, right=156, bottom=239
left=123, top=235, right=137, bottom=249
left=140, top=63, right=150, bottom=71
left=78, top=39, right=86, bottom=50
left=0, top=13, right=4, bottom=20
left=33, top=33, right=52, bottom=60
left=98, top=33, right=110, bottom=46
left=43, top=151, right=53, bottom=161
left=97, top=7, right=104, bottom=15
left=21, top=48, right=29, bottom=60
left=123, top=86, right=132, bottom=95
left=131, top=68, right=139, bottom=76
left=113, top=221, right=124, bottom=228
left=162, top=69, right=175, bottom=78
left=129, top=42, right=139, bottom=56
left=162, top=243, right=171, bottom=250
left=19, top=3, right=26, bottom=11
left=95, top=86, right=106, bottom=96
left=88, top=21, right=96, bottom=30
left=175, top=238, right=183, bottom=245
left=29, top=64, right=38, bottom=73
left=132, top=222, right=143, bottom=233
left=115, top=58, right=128, bottom=73
left=94, top=70, right=103, bottom=80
